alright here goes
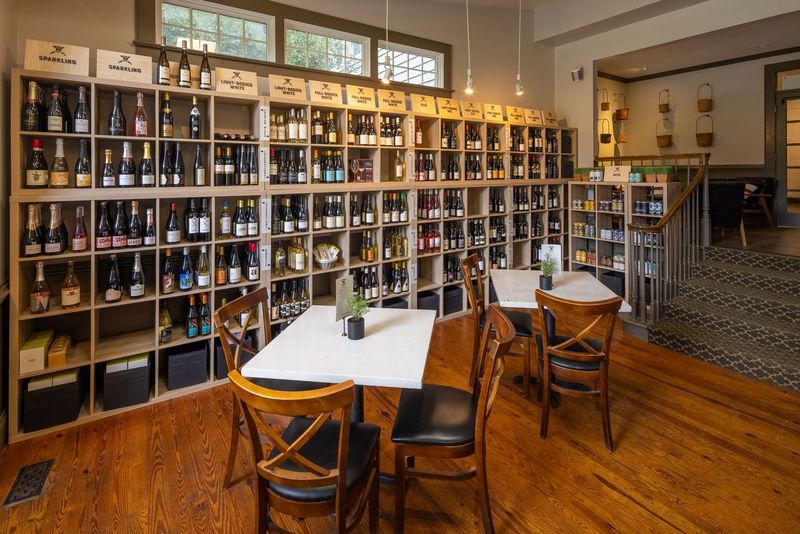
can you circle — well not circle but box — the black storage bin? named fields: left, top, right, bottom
left=214, top=333, right=255, bottom=380
left=576, top=265, right=596, bottom=277
left=561, top=132, right=573, bottom=154
left=383, top=297, right=409, bottom=309
left=562, top=160, right=574, bottom=179
left=166, top=341, right=208, bottom=390
left=24, top=377, right=82, bottom=432
left=488, top=279, right=498, bottom=303
left=600, top=272, right=625, bottom=297
left=103, top=356, right=151, bottom=411
left=417, top=290, right=440, bottom=317
left=443, top=286, right=463, bottom=315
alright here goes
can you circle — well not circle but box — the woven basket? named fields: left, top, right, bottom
left=599, top=119, right=611, bottom=144
left=614, top=93, right=629, bottom=120
left=656, top=119, right=672, bottom=148
left=697, top=83, right=713, bottom=112
left=658, top=89, right=670, bottom=113
left=696, top=114, right=713, bottom=147
left=598, top=88, right=610, bottom=111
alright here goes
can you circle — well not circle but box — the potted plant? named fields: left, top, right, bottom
left=347, top=294, right=370, bottom=340
left=540, top=254, right=557, bottom=290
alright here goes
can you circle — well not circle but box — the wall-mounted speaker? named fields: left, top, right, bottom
left=571, top=67, right=584, bottom=82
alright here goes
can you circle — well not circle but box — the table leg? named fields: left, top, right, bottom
left=352, top=384, right=365, bottom=423
left=514, top=311, right=557, bottom=402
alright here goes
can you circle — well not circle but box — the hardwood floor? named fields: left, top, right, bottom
left=1, top=315, right=799, bottom=533
left=713, top=226, right=800, bottom=256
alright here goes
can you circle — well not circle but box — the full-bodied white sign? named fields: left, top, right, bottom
left=377, top=89, right=406, bottom=111
left=96, top=50, right=151, bottom=84
left=346, top=84, right=377, bottom=108
left=309, top=80, right=342, bottom=104
left=24, top=39, right=89, bottom=76
left=216, top=67, right=258, bottom=96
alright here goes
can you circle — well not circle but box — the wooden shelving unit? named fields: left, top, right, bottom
left=8, top=67, right=576, bottom=442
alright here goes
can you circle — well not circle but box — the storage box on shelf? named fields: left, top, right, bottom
left=9, top=67, right=575, bottom=441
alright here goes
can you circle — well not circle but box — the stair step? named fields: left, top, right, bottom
left=705, top=246, right=800, bottom=274
left=678, top=278, right=800, bottom=326
left=663, top=297, right=800, bottom=354
left=649, top=319, right=800, bottom=391
left=692, top=261, right=800, bottom=297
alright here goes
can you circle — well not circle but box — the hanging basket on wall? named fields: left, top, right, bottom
left=658, top=89, right=670, bottom=113
left=697, top=83, right=713, bottom=112
left=614, top=93, right=629, bottom=120
left=599, top=119, right=612, bottom=144
left=696, top=114, right=713, bottom=147
left=656, top=119, right=672, bottom=148
left=598, top=88, right=610, bottom=111
left=616, top=121, right=628, bottom=144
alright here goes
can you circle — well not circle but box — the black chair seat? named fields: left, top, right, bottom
left=536, top=335, right=602, bottom=371
left=480, top=309, right=532, bottom=337
left=391, top=385, right=477, bottom=446
left=251, top=377, right=328, bottom=392
left=266, top=417, right=380, bottom=503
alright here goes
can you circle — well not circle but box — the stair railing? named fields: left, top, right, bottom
left=594, top=153, right=711, bottom=323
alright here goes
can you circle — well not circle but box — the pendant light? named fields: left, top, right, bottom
left=515, top=0, right=524, bottom=96
left=464, top=0, right=474, bottom=94
left=381, top=0, right=393, bottom=84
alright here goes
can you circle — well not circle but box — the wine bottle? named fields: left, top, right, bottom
left=247, top=199, right=259, bottom=237
left=128, top=200, right=142, bottom=247
left=186, top=198, right=199, bottom=243
left=134, top=91, right=148, bottom=136
left=228, top=243, right=241, bottom=283
left=297, top=149, right=307, bottom=184
left=160, top=93, right=173, bottom=138
left=200, top=44, right=211, bottom=90
left=73, top=86, right=90, bottom=134
left=196, top=245, right=210, bottom=288
left=130, top=252, right=145, bottom=299
left=159, top=303, right=173, bottom=344
left=144, top=208, right=156, bottom=246
left=72, top=206, right=88, bottom=252
left=140, top=142, right=155, bottom=187
left=199, top=293, right=211, bottom=335
left=96, top=201, right=112, bottom=250
left=166, top=201, right=181, bottom=244
left=172, top=142, right=185, bottom=186
left=249, top=145, right=259, bottom=185
left=234, top=199, right=247, bottom=238
left=60, top=260, right=81, bottom=309
left=218, top=199, right=231, bottom=238
left=47, top=85, right=64, bottom=132
left=50, top=138, right=70, bottom=188
left=214, top=147, right=225, bottom=186
left=30, top=261, right=50, bottom=313
left=158, top=37, right=171, bottom=85
left=75, top=138, right=91, bottom=188
left=224, top=147, right=234, bottom=186
left=186, top=294, right=199, bottom=338
left=269, top=148, right=278, bottom=183
left=160, top=141, right=172, bottom=186
left=22, top=205, right=42, bottom=256
left=189, top=96, right=200, bottom=139
left=215, top=245, right=227, bottom=286
left=179, top=40, right=191, bottom=88
left=118, top=141, right=136, bottom=187
left=112, top=200, right=128, bottom=248
left=102, top=148, right=116, bottom=187
left=161, top=248, right=175, bottom=294
left=108, top=90, right=126, bottom=136
left=44, top=203, right=62, bottom=255
left=26, top=138, right=49, bottom=188
left=22, top=81, right=39, bottom=132
left=193, top=143, right=205, bottom=186
left=246, top=241, right=259, bottom=281
left=199, top=198, right=211, bottom=241
left=179, top=246, right=194, bottom=291
left=106, top=254, right=123, bottom=302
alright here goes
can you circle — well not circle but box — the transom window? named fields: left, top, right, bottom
left=285, top=21, right=370, bottom=77
left=160, top=0, right=275, bottom=61
left=379, top=41, right=443, bottom=88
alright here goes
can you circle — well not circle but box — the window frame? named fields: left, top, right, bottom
left=156, top=0, right=276, bottom=62
left=378, top=40, right=444, bottom=89
left=284, top=19, right=371, bottom=78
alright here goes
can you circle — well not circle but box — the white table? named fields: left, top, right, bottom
left=242, top=305, right=437, bottom=420
left=489, top=270, right=632, bottom=312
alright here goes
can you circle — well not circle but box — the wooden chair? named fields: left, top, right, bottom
left=228, top=371, right=380, bottom=533
left=391, top=304, right=516, bottom=533
left=710, top=180, right=747, bottom=247
left=461, top=254, right=533, bottom=398
left=214, top=287, right=323, bottom=488
left=535, top=290, right=622, bottom=452
left=743, top=178, right=775, bottom=227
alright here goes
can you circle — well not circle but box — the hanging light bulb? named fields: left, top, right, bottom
left=515, top=0, right=524, bottom=96
left=464, top=0, right=474, bottom=94
left=382, top=0, right=393, bottom=84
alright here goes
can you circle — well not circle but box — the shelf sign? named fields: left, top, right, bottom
left=309, top=79, right=342, bottom=104
left=216, top=67, right=257, bottom=96
left=524, top=108, right=544, bottom=126
left=483, top=103, right=503, bottom=122
left=544, top=111, right=559, bottom=127
left=437, top=97, right=461, bottom=119
left=96, top=50, right=151, bottom=83
left=604, top=165, right=630, bottom=183
left=462, top=101, right=483, bottom=119
left=24, top=39, right=89, bottom=76
left=378, top=89, right=406, bottom=111
left=346, top=84, right=376, bottom=108
left=269, top=74, right=307, bottom=101
left=411, top=94, right=436, bottom=115
left=506, top=106, right=525, bottom=124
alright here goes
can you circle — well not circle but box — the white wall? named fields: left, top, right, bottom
left=553, top=0, right=800, bottom=166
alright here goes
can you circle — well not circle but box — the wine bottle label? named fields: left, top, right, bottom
left=74, top=118, right=89, bottom=134
left=270, top=163, right=278, bottom=176
left=47, top=116, right=63, bottom=131
left=294, top=254, right=305, bottom=272
left=299, top=123, right=307, bottom=140
left=201, top=72, right=211, bottom=88
left=179, top=273, right=192, bottom=290
left=162, top=124, right=173, bottom=137
left=297, top=171, right=307, bottom=183
left=194, top=168, right=205, bottom=186
left=187, top=323, right=198, bottom=337
left=288, top=123, right=298, bottom=140
left=335, top=215, right=345, bottom=228
left=365, top=213, right=374, bottom=224
left=129, top=283, right=144, bottom=298
left=74, top=173, right=91, bottom=188
left=141, top=173, right=155, bottom=186
left=119, top=173, right=135, bottom=187
left=235, top=223, right=248, bottom=237
left=324, top=216, right=335, bottom=228
left=314, top=125, right=323, bottom=137
left=197, top=273, right=210, bottom=287
left=61, top=287, right=80, bottom=306
left=72, top=237, right=87, bottom=252
left=188, top=217, right=199, bottom=234
left=25, top=243, right=42, bottom=256
left=180, top=69, right=191, bottom=85
left=49, top=170, right=69, bottom=187
left=312, top=164, right=321, bottom=181
left=221, top=216, right=231, bottom=234
left=103, top=174, right=115, bottom=187
left=368, top=134, right=377, bottom=145
left=159, top=66, right=170, bottom=84
left=172, top=173, right=182, bottom=186
left=282, top=220, right=294, bottom=233
left=200, top=320, right=211, bottom=335
left=127, top=237, right=142, bottom=247
left=395, top=165, right=403, bottom=179
left=297, top=219, right=308, bottom=231
left=160, top=324, right=172, bottom=344
left=30, top=291, right=50, bottom=313
left=224, top=164, right=234, bottom=174
left=216, top=269, right=226, bottom=285
left=247, top=223, right=258, bottom=236
left=112, top=235, right=128, bottom=248
left=166, top=230, right=180, bottom=243
left=247, top=266, right=258, bottom=280
left=26, top=169, right=49, bottom=187
left=228, top=267, right=241, bottom=283
left=105, top=287, right=121, bottom=302
left=96, top=236, right=112, bottom=249
left=45, top=242, right=61, bottom=254
left=144, top=234, right=156, bottom=246
left=162, top=275, right=175, bottom=293
left=135, top=120, right=148, bottom=137
left=200, top=216, right=210, bottom=234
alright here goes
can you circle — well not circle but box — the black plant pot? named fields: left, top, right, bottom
left=347, top=317, right=365, bottom=340
left=539, top=275, right=553, bottom=290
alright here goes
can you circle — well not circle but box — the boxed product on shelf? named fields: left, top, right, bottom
left=47, top=335, right=71, bottom=367
left=348, top=158, right=374, bottom=183
left=443, top=286, right=463, bottom=316
left=417, top=290, right=440, bottom=317
left=24, top=369, right=82, bottom=432
left=166, top=341, right=208, bottom=391
left=103, top=353, right=151, bottom=411
left=20, top=329, right=54, bottom=374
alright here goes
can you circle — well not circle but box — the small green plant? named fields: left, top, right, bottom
left=541, top=253, right=557, bottom=278
left=348, top=294, right=370, bottom=321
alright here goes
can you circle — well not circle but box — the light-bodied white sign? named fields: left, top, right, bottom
left=269, top=74, right=308, bottom=101
left=24, top=39, right=89, bottom=76
left=216, top=67, right=258, bottom=96
left=96, top=50, right=151, bottom=84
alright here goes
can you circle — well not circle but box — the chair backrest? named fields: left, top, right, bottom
left=213, top=287, right=270, bottom=372
left=461, top=254, right=485, bottom=318
left=228, top=370, right=354, bottom=494
left=473, top=304, right=516, bottom=439
left=534, top=290, right=622, bottom=365
left=709, top=181, right=746, bottom=228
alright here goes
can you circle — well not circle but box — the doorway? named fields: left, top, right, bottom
left=777, top=90, right=800, bottom=226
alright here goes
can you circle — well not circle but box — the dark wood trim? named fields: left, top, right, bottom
left=596, top=71, right=628, bottom=84
left=135, top=0, right=452, bottom=91
left=604, top=45, right=800, bottom=83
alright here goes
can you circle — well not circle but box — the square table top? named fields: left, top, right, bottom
left=489, top=269, right=632, bottom=312
left=241, top=305, right=437, bottom=389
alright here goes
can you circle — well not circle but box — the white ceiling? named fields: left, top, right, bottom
left=398, top=0, right=550, bottom=10
left=597, top=11, right=800, bottom=79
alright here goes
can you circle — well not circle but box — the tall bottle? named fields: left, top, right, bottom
left=160, top=141, right=172, bottom=186
left=216, top=245, right=227, bottom=286
left=112, top=200, right=129, bottom=248
left=186, top=294, right=199, bottom=338
left=218, top=199, right=231, bottom=238
left=198, top=293, right=211, bottom=335
left=30, top=261, right=50, bottom=313
left=26, top=138, right=49, bottom=188
left=130, top=252, right=145, bottom=299
left=228, top=244, right=241, bottom=283
left=22, top=81, right=40, bottom=132
left=140, top=142, right=155, bottom=187
left=179, top=246, right=194, bottom=291
left=95, top=201, right=112, bottom=250
left=172, top=142, right=185, bottom=186
left=249, top=145, right=260, bottom=185
left=144, top=208, right=156, bottom=246
left=108, top=90, right=126, bottom=136
left=118, top=141, right=136, bottom=187
left=47, top=85, right=64, bottom=132
left=165, top=201, right=181, bottom=244
left=159, top=303, right=172, bottom=344
left=60, top=260, right=81, bottom=309
left=158, top=36, right=171, bottom=85
left=70, top=206, right=88, bottom=253
left=179, top=40, right=191, bottom=88
left=73, top=86, right=90, bottom=134
left=74, top=138, right=92, bottom=188
left=196, top=245, right=210, bottom=288
left=49, top=138, right=70, bottom=188
left=44, top=203, right=62, bottom=255
left=161, top=249, right=175, bottom=294
left=191, top=143, right=205, bottom=186
left=134, top=91, right=148, bottom=136
left=128, top=201, right=142, bottom=247
left=22, top=205, right=42, bottom=256
left=189, top=96, right=200, bottom=139
left=105, top=254, right=123, bottom=302
left=246, top=241, right=259, bottom=281
left=160, top=93, right=173, bottom=138
left=200, top=44, right=212, bottom=90
left=102, top=148, right=116, bottom=187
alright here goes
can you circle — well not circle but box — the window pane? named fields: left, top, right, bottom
left=163, top=24, right=190, bottom=48
left=286, top=47, right=306, bottom=66
left=346, top=58, right=362, bottom=75
left=308, top=33, right=326, bottom=53
left=192, top=9, right=216, bottom=33
left=409, top=55, right=422, bottom=69
left=245, top=40, right=267, bottom=60
left=219, top=35, right=244, bottom=56
left=308, top=51, right=326, bottom=70
left=377, top=48, right=387, bottom=62
left=220, top=15, right=242, bottom=37
left=347, top=41, right=363, bottom=59
left=286, top=29, right=306, bottom=49
left=245, top=20, right=266, bottom=41
left=328, top=38, right=344, bottom=56
left=162, top=3, right=190, bottom=27
left=193, top=30, right=217, bottom=51
left=395, top=70, right=409, bottom=83
left=328, top=55, right=345, bottom=73
left=422, top=72, right=435, bottom=85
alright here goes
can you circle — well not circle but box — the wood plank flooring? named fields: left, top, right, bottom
left=1, top=315, right=799, bottom=533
